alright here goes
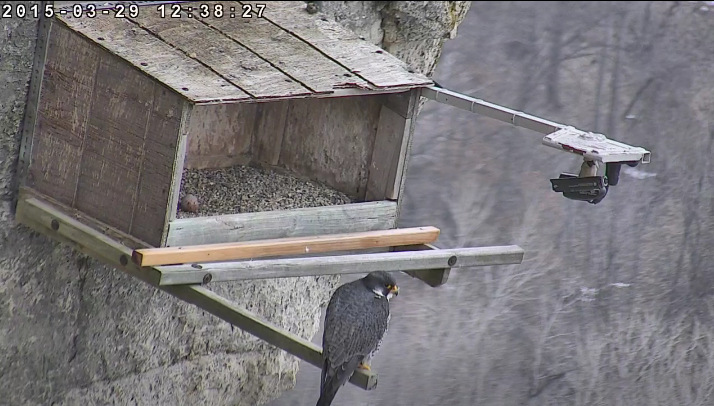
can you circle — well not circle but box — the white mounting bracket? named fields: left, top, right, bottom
left=543, top=127, right=650, bottom=164
left=421, top=86, right=651, bottom=165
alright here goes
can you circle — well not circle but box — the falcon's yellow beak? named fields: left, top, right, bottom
left=389, top=285, right=399, bottom=296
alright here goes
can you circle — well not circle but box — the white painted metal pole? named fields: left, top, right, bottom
left=422, top=86, right=651, bottom=164
left=421, top=86, right=560, bottom=135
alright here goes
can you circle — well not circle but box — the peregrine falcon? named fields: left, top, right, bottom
left=316, top=271, right=399, bottom=406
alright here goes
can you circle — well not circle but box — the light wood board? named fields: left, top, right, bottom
left=134, top=226, right=441, bottom=266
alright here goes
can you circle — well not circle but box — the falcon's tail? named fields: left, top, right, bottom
left=317, top=358, right=361, bottom=406
left=317, top=366, right=343, bottom=406
left=316, top=382, right=340, bottom=406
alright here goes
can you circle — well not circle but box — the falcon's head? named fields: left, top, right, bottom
left=363, top=271, right=399, bottom=300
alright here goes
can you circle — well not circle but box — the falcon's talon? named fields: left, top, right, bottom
left=357, top=362, right=371, bottom=371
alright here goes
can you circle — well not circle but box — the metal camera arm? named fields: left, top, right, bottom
left=422, top=86, right=651, bottom=204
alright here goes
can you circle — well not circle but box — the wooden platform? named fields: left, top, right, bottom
left=15, top=192, right=377, bottom=389
left=13, top=190, right=525, bottom=392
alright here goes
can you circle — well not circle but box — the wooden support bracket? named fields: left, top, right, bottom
left=155, top=244, right=525, bottom=286
left=393, top=243, right=452, bottom=287
left=132, top=226, right=441, bottom=267
left=14, top=193, right=377, bottom=390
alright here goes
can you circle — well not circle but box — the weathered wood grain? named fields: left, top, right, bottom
left=134, top=226, right=440, bottom=266
left=15, top=194, right=162, bottom=285
left=74, top=53, right=155, bottom=234
left=130, top=10, right=311, bottom=98
left=17, top=15, right=52, bottom=188
left=57, top=15, right=250, bottom=103
left=394, top=89, right=422, bottom=221
left=366, top=89, right=420, bottom=201
left=14, top=192, right=377, bottom=391
left=19, top=187, right=152, bottom=250
left=252, top=101, right=289, bottom=166
left=279, top=96, right=383, bottom=197
left=166, top=201, right=398, bottom=246
left=156, top=245, right=526, bottom=285
left=313, top=39, right=433, bottom=88
left=29, top=22, right=99, bottom=207
left=164, top=102, right=193, bottom=240
left=366, top=106, right=410, bottom=201
left=130, top=86, right=185, bottom=247
left=242, top=1, right=433, bottom=88
left=198, top=5, right=371, bottom=93
left=184, top=103, right=256, bottom=169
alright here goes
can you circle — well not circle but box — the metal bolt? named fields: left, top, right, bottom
left=448, top=255, right=458, bottom=266
left=202, top=273, right=213, bottom=284
left=50, top=219, right=59, bottom=231
left=191, top=263, right=203, bottom=269
left=119, top=255, right=128, bottom=266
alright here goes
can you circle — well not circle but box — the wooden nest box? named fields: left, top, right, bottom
left=15, top=2, right=527, bottom=390
left=19, top=2, right=434, bottom=249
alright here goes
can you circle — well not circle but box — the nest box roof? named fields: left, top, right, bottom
left=57, top=1, right=433, bottom=104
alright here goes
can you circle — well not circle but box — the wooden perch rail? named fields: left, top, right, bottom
left=155, top=245, right=525, bottom=286
left=14, top=192, right=525, bottom=392
left=132, top=226, right=441, bottom=266
left=14, top=194, right=377, bottom=390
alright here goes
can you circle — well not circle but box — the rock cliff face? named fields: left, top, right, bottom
left=316, top=1, right=470, bottom=75
left=0, top=2, right=469, bottom=405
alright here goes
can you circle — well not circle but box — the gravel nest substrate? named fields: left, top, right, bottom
left=177, top=165, right=354, bottom=218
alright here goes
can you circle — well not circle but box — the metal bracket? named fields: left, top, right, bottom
left=542, top=127, right=650, bottom=164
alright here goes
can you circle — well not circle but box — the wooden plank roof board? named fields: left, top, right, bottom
left=196, top=8, right=372, bottom=94
left=130, top=9, right=313, bottom=99
left=56, top=15, right=251, bottom=103
left=56, top=1, right=431, bottom=102
left=242, top=1, right=434, bottom=88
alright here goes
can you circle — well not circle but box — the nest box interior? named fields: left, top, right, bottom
left=21, top=2, right=433, bottom=248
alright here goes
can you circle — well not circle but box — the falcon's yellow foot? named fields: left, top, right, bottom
left=357, top=362, right=371, bottom=371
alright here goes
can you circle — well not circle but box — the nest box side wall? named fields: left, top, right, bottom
left=366, top=89, right=420, bottom=202
left=184, top=103, right=255, bottom=170
left=267, top=95, right=384, bottom=199
left=27, top=19, right=184, bottom=247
